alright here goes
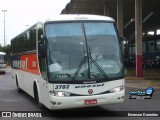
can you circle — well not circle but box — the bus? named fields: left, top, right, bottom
left=11, top=14, right=125, bottom=110
left=125, top=35, right=160, bottom=68
left=0, top=52, right=6, bottom=74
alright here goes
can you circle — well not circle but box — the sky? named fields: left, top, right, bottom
left=0, top=0, right=70, bottom=46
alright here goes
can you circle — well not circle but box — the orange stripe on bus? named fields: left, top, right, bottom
left=19, top=54, right=40, bottom=75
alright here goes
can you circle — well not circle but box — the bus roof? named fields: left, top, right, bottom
left=45, top=14, right=115, bottom=22
left=0, top=52, right=6, bottom=55
left=11, top=14, right=115, bottom=41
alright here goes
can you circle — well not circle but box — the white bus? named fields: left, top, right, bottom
left=0, top=52, right=6, bottom=74
left=11, top=14, right=125, bottom=110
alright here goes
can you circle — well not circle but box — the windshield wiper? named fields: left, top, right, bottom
left=72, top=47, right=86, bottom=80
left=72, top=23, right=109, bottom=81
left=72, top=23, right=91, bottom=80
left=88, top=47, right=110, bottom=81
left=72, top=56, right=86, bottom=80
left=90, top=57, right=110, bottom=81
left=72, top=47, right=110, bottom=81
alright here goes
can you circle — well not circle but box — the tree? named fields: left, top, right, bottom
left=0, top=45, right=3, bottom=51
left=2, top=45, right=11, bottom=54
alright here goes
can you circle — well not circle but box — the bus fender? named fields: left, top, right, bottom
left=33, top=80, right=42, bottom=102
left=33, top=79, right=44, bottom=109
left=15, top=72, right=19, bottom=85
left=15, top=73, right=23, bottom=93
left=33, top=80, right=40, bottom=99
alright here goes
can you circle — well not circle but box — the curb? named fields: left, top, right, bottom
left=125, top=80, right=160, bottom=89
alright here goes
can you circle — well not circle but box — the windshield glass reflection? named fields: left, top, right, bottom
left=45, top=22, right=123, bottom=81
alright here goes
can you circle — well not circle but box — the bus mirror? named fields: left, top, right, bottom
left=120, top=37, right=126, bottom=45
left=38, top=43, right=46, bottom=58
left=41, top=35, right=44, bottom=40
left=40, top=35, right=45, bottom=43
left=121, top=37, right=127, bottom=42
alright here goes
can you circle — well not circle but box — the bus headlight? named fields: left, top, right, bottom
left=109, top=86, right=124, bottom=93
left=49, top=91, right=70, bottom=97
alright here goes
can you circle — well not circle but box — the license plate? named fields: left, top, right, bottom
left=84, top=99, right=97, bottom=105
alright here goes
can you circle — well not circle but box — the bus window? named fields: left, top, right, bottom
left=45, top=22, right=123, bottom=81
left=148, top=41, right=155, bottom=53
left=26, top=31, right=30, bottom=52
left=143, top=42, right=146, bottom=54
left=0, top=52, right=6, bottom=74
left=156, top=40, right=160, bottom=52
left=30, top=26, right=37, bottom=50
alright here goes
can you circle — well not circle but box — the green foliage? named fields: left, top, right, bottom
left=0, top=44, right=11, bottom=54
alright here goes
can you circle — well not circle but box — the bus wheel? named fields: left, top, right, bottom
left=16, top=76, right=23, bottom=93
left=34, top=84, right=44, bottom=109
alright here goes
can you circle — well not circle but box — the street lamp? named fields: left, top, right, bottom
left=2, top=10, right=7, bottom=47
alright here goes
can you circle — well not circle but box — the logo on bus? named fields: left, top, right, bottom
left=12, top=58, right=28, bottom=70
left=75, top=83, right=104, bottom=88
left=88, top=89, right=93, bottom=95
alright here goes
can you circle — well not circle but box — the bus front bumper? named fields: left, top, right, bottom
left=47, top=89, right=125, bottom=110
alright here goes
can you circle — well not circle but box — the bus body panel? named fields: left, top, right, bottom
left=12, top=69, right=48, bottom=104
left=47, top=89, right=124, bottom=110
left=12, top=69, right=124, bottom=110
left=48, top=79, right=124, bottom=95
left=46, top=79, right=125, bottom=110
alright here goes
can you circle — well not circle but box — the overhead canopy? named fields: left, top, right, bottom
left=61, top=0, right=160, bottom=40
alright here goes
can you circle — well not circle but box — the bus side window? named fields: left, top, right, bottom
left=30, top=26, right=36, bottom=50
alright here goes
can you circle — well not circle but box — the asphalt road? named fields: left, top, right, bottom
left=0, top=67, right=160, bottom=120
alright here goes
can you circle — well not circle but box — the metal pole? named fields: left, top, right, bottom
left=117, top=0, right=123, bottom=37
left=2, top=10, right=7, bottom=47
left=135, top=0, right=143, bottom=77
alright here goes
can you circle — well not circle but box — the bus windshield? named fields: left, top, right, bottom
left=0, top=52, right=6, bottom=69
left=45, top=22, right=123, bottom=81
left=0, top=55, right=5, bottom=64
